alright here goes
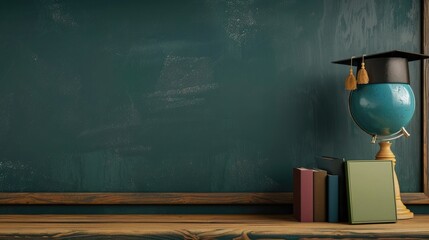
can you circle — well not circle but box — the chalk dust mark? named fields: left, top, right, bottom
left=147, top=55, right=218, bottom=111
left=148, top=84, right=218, bottom=98
left=46, top=0, right=77, bottom=27
left=158, top=56, right=214, bottom=89
left=0, top=160, right=35, bottom=191
left=224, top=0, right=257, bottom=46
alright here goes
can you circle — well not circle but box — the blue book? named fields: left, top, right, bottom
left=327, top=174, right=339, bottom=223
left=316, top=156, right=347, bottom=222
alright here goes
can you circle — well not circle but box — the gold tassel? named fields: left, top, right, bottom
left=345, top=57, right=357, bottom=91
left=357, top=55, right=369, bottom=84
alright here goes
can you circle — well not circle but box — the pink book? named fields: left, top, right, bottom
left=293, top=168, right=314, bottom=222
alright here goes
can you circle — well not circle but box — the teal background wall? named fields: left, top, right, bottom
left=0, top=0, right=427, bottom=213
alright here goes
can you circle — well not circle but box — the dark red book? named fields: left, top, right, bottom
left=293, top=168, right=314, bottom=222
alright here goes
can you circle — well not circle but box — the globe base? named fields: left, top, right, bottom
left=397, top=207, right=414, bottom=220
left=375, top=141, right=414, bottom=220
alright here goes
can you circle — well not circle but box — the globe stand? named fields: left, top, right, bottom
left=375, top=141, right=414, bottom=220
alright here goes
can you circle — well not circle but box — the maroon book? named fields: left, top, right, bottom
left=293, top=168, right=314, bottom=222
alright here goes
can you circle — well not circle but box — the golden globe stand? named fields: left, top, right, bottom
left=375, top=141, right=413, bottom=220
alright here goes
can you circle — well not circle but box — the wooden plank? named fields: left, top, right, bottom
left=0, top=192, right=428, bottom=205
left=0, top=192, right=292, bottom=205
left=0, top=214, right=427, bottom=238
left=402, top=192, right=429, bottom=204
left=423, top=0, right=429, bottom=197
left=0, top=192, right=429, bottom=205
left=0, top=214, right=291, bottom=223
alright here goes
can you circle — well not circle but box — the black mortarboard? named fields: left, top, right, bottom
left=333, top=50, right=429, bottom=84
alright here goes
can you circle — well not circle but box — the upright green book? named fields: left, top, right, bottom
left=345, top=160, right=396, bottom=224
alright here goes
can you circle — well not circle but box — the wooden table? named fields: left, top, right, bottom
left=0, top=214, right=428, bottom=239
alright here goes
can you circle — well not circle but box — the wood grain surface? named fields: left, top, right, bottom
left=0, top=214, right=428, bottom=239
left=0, top=192, right=292, bottom=205
left=0, top=192, right=427, bottom=205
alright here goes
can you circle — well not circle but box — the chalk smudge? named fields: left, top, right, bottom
left=0, top=160, right=35, bottom=191
left=147, top=55, right=218, bottom=111
left=224, top=0, right=257, bottom=46
left=148, top=84, right=218, bottom=98
left=46, top=0, right=77, bottom=27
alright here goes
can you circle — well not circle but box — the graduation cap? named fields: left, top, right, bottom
left=332, top=50, right=429, bottom=90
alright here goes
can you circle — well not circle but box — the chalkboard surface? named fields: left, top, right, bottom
left=0, top=0, right=422, bottom=193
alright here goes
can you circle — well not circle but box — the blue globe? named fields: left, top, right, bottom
left=349, top=83, right=415, bottom=137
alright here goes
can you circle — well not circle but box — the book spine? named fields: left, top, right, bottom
left=316, top=157, right=347, bottom=222
left=313, top=170, right=327, bottom=222
left=327, top=174, right=339, bottom=223
left=293, top=168, right=313, bottom=222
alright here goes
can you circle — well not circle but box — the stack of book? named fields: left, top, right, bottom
left=293, top=157, right=397, bottom=224
left=293, top=167, right=339, bottom=222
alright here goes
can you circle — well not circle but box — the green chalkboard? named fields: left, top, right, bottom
left=0, top=0, right=423, bottom=195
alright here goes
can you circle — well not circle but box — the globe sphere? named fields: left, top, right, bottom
left=349, top=83, right=415, bottom=137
